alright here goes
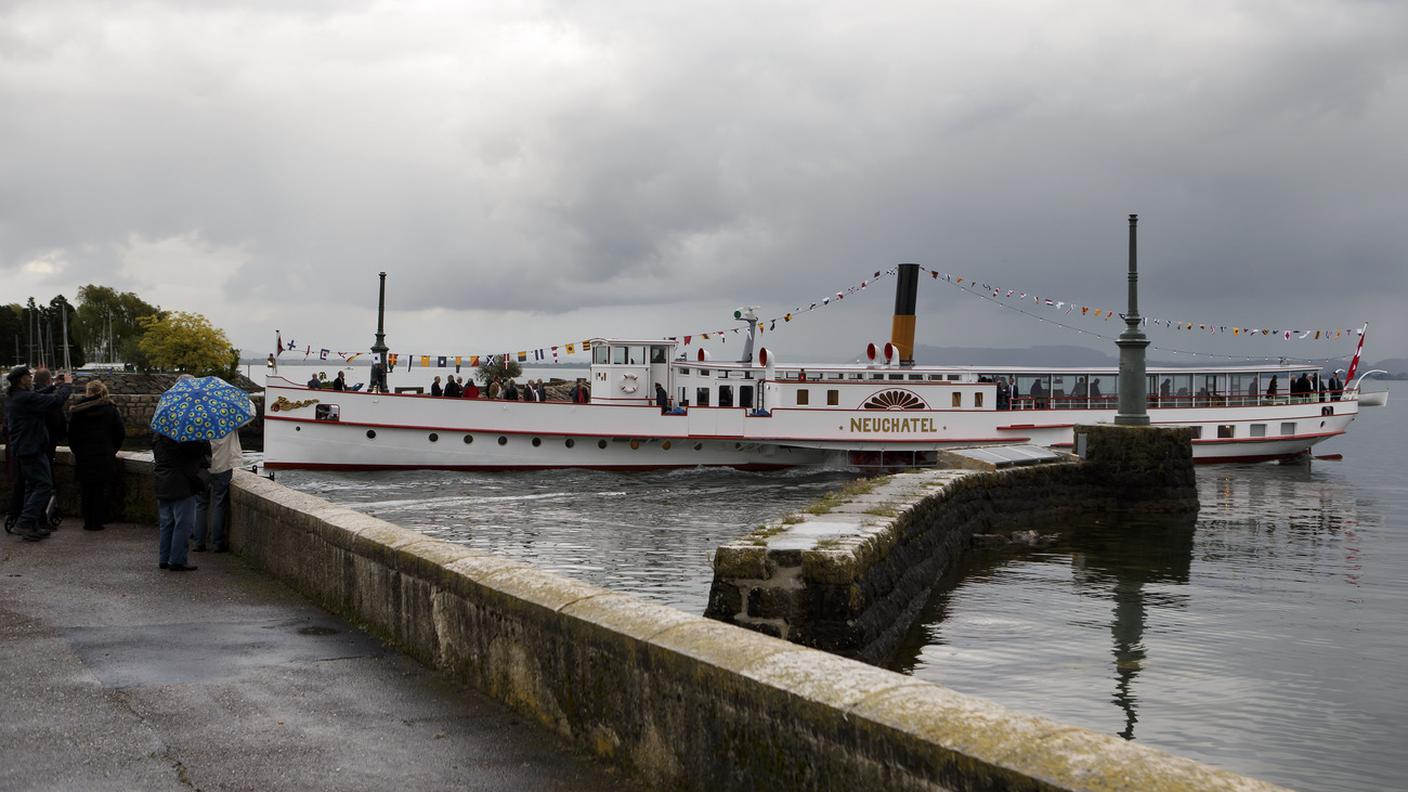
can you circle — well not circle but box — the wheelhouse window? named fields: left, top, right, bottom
left=593, top=345, right=610, bottom=364
left=611, top=346, right=628, bottom=365
left=650, top=346, right=668, bottom=364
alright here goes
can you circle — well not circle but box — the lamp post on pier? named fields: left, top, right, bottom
left=370, top=272, right=389, bottom=391
left=1115, top=214, right=1150, bottom=426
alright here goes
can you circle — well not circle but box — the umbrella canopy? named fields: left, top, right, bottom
left=151, top=376, right=257, bottom=442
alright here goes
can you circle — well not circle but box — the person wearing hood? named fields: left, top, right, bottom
left=4, top=366, right=72, bottom=541
left=66, top=380, right=127, bottom=532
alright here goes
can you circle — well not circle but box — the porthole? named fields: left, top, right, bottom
left=694, top=443, right=703, bottom=451
left=630, top=440, right=640, bottom=450
left=295, top=426, right=301, bottom=432
left=598, top=439, right=608, bottom=449
left=565, top=438, right=575, bottom=448
left=463, top=434, right=474, bottom=444
left=366, top=430, right=376, bottom=439
left=497, top=436, right=508, bottom=446
left=661, top=440, right=672, bottom=450
left=532, top=437, right=542, bottom=447
left=428, top=432, right=439, bottom=442
left=735, top=442, right=742, bottom=450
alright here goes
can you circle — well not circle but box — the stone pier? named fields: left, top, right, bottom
left=2, top=427, right=1291, bottom=792
left=705, top=426, right=1198, bottom=664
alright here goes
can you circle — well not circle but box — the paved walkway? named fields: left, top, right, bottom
left=0, top=521, right=638, bottom=792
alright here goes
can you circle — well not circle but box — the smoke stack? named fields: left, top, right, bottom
left=890, top=262, right=920, bottom=366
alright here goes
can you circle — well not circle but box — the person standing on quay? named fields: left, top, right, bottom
left=153, top=432, right=210, bottom=571
left=193, top=427, right=240, bottom=553
left=66, top=380, right=126, bottom=532
left=4, top=366, right=71, bottom=542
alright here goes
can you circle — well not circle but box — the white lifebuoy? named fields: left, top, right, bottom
left=621, top=385, right=638, bottom=394
left=620, top=373, right=640, bottom=394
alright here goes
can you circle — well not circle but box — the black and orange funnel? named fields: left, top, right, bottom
left=890, top=262, right=920, bottom=366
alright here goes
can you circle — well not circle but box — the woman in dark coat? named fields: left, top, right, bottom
left=153, top=434, right=211, bottom=571
left=66, top=380, right=127, bottom=531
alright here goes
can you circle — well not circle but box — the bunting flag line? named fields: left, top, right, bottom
left=926, top=267, right=1363, bottom=342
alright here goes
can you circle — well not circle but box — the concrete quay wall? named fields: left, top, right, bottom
left=1, top=444, right=1283, bottom=792
left=706, top=425, right=1200, bottom=664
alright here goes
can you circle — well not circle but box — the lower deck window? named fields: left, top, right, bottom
left=951, top=392, right=962, bottom=408
left=315, top=404, right=340, bottom=421
left=1217, top=424, right=1235, bottom=438
left=1250, top=424, right=1266, bottom=438
left=696, top=388, right=710, bottom=407
left=1281, top=422, right=1296, bottom=436
left=719, top=385, right=734, bottom=407
left=974, top=392, right=985, bottom=408
left=826, top=389, right=839, bottom=406
left=796, top=388, right=810, bottom=406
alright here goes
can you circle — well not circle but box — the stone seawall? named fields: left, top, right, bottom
left=3, top=443, right=1284, bottom=792
left=705, top=426, right=1199, bottom=664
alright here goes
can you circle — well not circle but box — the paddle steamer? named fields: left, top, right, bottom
left=263, top=265, right=1361, bottom=471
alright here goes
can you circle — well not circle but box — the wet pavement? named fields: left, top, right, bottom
left=0, top=521, right=639, bottom=792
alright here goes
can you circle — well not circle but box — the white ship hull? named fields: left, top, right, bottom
left=263, top=370, right=1359, bottom=471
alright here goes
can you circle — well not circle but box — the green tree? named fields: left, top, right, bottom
left=137, top=311, right=237, bottom=376
left=75, top=284, right=161, bottom=367
left=0, top=304, right=22, bottom=366
left=474, top=357, right=522, bottom=385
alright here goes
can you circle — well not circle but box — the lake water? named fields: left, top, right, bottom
left=274, top=394, right=1405, bottom=790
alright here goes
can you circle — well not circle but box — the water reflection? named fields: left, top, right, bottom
left=895, top=461, right=1394, bottom=791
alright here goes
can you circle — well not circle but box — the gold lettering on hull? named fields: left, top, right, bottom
left=849, top=416, right=937, bottom=433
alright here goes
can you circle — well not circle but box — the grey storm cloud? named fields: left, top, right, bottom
left=1, top=0, right=1406, bottom=354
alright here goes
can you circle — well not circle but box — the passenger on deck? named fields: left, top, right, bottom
left=1266, top=375, right=1279, bottom=399
left=655, top=383, right=669, bottom=413
left=996, top=378, right=1011, bottom=410
left=1160, top=378, right=1172, bottom=399
left=487, top=379, right=502, bottom=400
left=1029, top=380, right=1047, bottom=410
left=1089, top=378, right=1103, bottom=400
left=504, top=380, right=520, bottom=401
left=1330, top=370, right=1344, bottom=401
left=444, top=376, right=461, bottom=397
left=430, top=376, right=443, bottom=397
left=463, top=379, right=480, bottom=399
left=332, top=372, right=347, bottom=391
left=306, top=375, right=321, bottom=390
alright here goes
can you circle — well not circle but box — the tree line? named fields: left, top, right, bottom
left=1, top=285, right=239, bottom=377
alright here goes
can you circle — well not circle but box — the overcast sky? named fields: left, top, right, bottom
left=3, top=0, right=1405, bottom=366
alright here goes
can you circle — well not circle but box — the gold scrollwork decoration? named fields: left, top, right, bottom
left=270, top=396, right=320, bottom=413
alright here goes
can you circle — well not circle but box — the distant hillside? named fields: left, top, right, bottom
left=913, top=344, right=1115, bottom=366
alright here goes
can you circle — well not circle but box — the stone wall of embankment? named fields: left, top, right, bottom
left=1, top=444, right=1285, bottom=792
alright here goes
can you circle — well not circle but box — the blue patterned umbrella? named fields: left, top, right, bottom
left=151, top=376, right=257, bottom=442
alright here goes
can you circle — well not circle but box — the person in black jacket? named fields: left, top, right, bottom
left=153, top=434, right=211, bottom=571
left=5, top=366, right=72, bottom=541
left=331, top=371, right=347, bottom=391
left=67, top=380, right=127, bottom=532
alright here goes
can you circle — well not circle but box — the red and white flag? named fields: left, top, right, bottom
left=1345, top=323, right=1368, bottom=382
